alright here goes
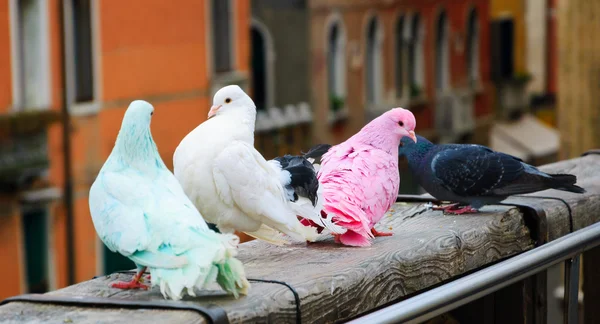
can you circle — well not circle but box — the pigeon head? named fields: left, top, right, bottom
left=383, top=108, right=417, bottom=142
left=208, top=85, right=256, bottom=120
left=354, top=108, right=416, bottom=152
left=122, top=100, right=155, bottom=126
left=398, top=134, right=434, bottom=168
left=113, top=100, right=162, bottom=168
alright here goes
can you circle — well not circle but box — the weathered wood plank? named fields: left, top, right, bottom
left=1, top=155, right=598, bottom=323
left=0, top=302, right=204, bottom=324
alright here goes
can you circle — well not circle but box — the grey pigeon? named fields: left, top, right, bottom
left=398, top=135, right=585, bottom=214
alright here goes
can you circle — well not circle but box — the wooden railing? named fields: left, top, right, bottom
left=0, top=154, right=599, bottom=324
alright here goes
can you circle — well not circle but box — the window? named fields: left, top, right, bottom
left=212, top=0, right=232, bottom=73
left=22, top=208, right=49, bottom=293
left=251, top=27, right=267, bottom=110
left=12, top=0, right=51, bottom=110
left=72, top=0, right=94, bottom=102
left=250, top=20, right=274, bottom=111
left=327, top=19, right=346, bottom=112
left=435, top=11, right=450, bottom=92
left=466, top=9, right=480, bottom=85
left=395, top=16, right=405, bottom=98
left=408, top=14, right=424, bottom=98
left=490, top=18, right=514, bottom=81
left=365, top=16, right=383, bottom=105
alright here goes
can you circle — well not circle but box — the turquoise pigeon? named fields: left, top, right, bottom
left=89, top=100, right=249, bottom=300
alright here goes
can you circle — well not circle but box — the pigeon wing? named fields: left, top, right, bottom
left=212, top=141, right=310, bottom=235
left=431, top=145, right=524, bottom=197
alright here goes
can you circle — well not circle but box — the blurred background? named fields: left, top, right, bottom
left=0, top=0, right=598, bottom=316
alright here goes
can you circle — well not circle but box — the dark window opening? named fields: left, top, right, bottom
left=395, top=17, right=405, bottom=98
left=366, top=18, right=379, bottom=104
left=435, top=11, right=448, bottom=91
left=408, top=14, right=421, bottom=96
left=73, top=0, right=94, bottom=102
left=212, top=0, right=232, bottom=73
left=465, top=9, right=479, bottom=84
left=251, top=27, right=266, bottom=110
left=22, top=207, right=49, bottom=293
left=490, top=19, right=514, bottom=81
left=328, top=23, right=340, bottom=111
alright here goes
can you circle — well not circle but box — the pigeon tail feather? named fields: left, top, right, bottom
left=243, top=224, right=292, bottom=245
left=290, top=185, right=347, bottom=234
left=151, top=232, right=249, bottom=300
left=302, top=144, right=332, bottom=160
left=547, top=174, right=586, bottom=194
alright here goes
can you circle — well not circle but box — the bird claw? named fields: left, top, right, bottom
left=432, top=203, right=460, bottom=211
left=443, top=206, right=479, bottom=215
left=111, top=280, right=149, bottom=290
left=371, top=228, right=393, bottom=237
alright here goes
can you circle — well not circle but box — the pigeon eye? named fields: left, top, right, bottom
left=150, top=112, right=154, bottom=116
left=225, top=98, right=232, bottom=104
left=398, top=121, right=404, bottom=127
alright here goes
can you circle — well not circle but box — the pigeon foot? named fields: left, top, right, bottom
left=371, top=227, right=393, bottom=237
left=444, top=206, right=479, bottom=215
left=432, top=203, right=460, bottom=212
left=111, top=267, right=149, bottom=290
left=111, top=280, right=149, bottom=290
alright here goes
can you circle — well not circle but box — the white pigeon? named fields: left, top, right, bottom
left=89, top=100, right=249, bottom=300
left=173, top=85, right=345, bottom=244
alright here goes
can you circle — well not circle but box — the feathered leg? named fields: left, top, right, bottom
left=111, top=267, right=149, bottom=290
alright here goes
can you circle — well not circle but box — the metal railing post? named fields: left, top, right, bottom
left=564, top=255, right=580, bottom=324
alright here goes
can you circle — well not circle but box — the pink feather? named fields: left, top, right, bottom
left=316, top=108, right=416, bottom=247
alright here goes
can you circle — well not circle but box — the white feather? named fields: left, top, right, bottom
left=173, top=86, right=320, bottom=243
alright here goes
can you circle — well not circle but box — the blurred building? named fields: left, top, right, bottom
left=488, top=0, right=560, bottom=166
left=251, top=0, right=494, bottom=194
left=0, top=0, right=250, bottom=298
left=251, top=0, right=494, bottom=149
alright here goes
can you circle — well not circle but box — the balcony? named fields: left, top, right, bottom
left=0, top=110, right=60, bottom=193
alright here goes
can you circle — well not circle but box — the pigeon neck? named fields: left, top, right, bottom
left=112, top=125, right=165, bottom=171
left=354, top=124, right=400, bottom=155
left=405, top=141, right=434, bottom=170
left=223, top=106, right=256, bottom=132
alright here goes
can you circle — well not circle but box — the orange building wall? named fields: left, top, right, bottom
left=310, top=0, right=493, bottom=142
left=0, top=0, right=12, bottom=112
left=0, top=0, right=23, bottom=297
left=2, top=0, right=252, bottom=293
left=100, top=0, right=210, bottom=102
left=235, top=0, right=251, bottom=74
left=0, top=202, right=24, bottom=299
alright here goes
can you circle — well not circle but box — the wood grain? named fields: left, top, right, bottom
left=1, top=155, right=599, bottom=323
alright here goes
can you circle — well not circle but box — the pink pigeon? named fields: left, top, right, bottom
left=309, top=108, right=417, bottom=247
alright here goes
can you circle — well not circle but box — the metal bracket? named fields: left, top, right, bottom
left=500, top=198, right=549, bottom=246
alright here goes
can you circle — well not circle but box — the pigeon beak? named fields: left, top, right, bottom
left=208, top=105, right=221, bottom=119
left=408, top=130, right=417, bottom=143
